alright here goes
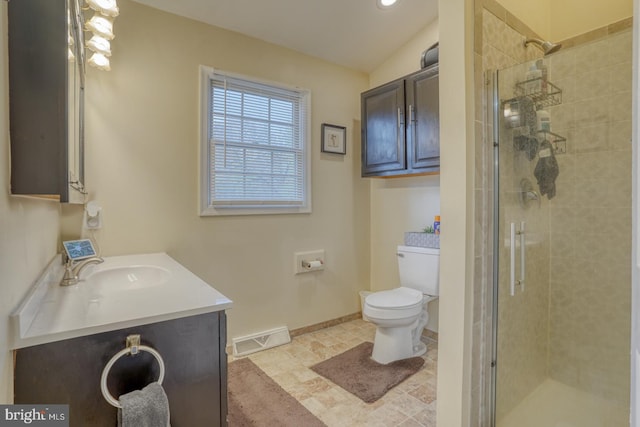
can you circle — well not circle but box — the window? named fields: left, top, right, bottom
left=200, top=66, right=311, bottom=216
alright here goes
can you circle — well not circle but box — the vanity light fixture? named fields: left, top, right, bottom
left=83, top=0, right=118, bottom=71
left=86, top=35, right=111, bottom=56
left=88, top=52, right=111, bottom=71
left=85, top=0, right=119, bottom=17
left=85, top=14, right=114, bottom=40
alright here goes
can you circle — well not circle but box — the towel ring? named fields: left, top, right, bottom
left=100, top=335, right=165, bottom=408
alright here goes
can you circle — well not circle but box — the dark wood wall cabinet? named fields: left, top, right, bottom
left=361, top=64, right=440, bottom=177
left=8, top=0, right=86, bottom=203
left=14, top=312, right=228, bottom=427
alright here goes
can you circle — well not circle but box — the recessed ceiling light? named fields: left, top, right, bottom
left=377, top=0, right=399, bottom=9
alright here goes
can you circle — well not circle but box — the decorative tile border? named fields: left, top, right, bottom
left=558, top=17, right=633, bottom=49
left=476, top=0, right=633, bottom=56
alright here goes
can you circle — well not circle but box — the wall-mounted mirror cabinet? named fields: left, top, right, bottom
left=8, top=0, right=86, bottom=203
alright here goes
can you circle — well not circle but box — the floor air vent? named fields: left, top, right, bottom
left=232, top=326, right=291, bottom=357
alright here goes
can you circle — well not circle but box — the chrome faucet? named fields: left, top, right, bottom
left=60, top=255, right=104, bottom=286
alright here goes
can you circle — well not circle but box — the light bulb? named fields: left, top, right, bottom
left=85, top=13, right=114, bottom=40
left=86, top=35, right=111, bottom=56
left=377, top=0, right=399, bottom=8
left=88, top=52, right=111, bottom=71
left=86, top=0, right=119, bottom=17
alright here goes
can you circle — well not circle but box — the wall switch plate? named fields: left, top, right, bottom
left=294, top=250, right=325, bottom=274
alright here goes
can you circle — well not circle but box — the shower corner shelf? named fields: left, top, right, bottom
left=515, top=78, right=562, bottom=108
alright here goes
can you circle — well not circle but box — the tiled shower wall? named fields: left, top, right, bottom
left=472, top=1, right=633, bottom=425
left=480, top=5, right=551, bottom=423
left=472, top=2, right=544, bottom=424
left=547, top=28, right=632, bottom=405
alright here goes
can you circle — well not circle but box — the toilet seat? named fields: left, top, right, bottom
left=363, top=287, right=424, bottom=321
left=365, top=287, right=423, bottom=310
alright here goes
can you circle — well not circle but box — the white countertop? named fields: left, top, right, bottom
left=10, top=253, right=233, bottom=349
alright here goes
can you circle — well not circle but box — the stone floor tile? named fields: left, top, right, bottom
left=241, top=319, right=438, bottom=426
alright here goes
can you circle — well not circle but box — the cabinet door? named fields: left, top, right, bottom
left=361, top=79, right=406, bottom=176
left=8, top=0, right=85, bottom=203
left=14, top=312, right=227, bottom=427
left=406, top=65, right=439, bottom=171
left=8, top=0, right=67, bottom=198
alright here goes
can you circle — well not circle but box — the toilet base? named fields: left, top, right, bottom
left=371, top=325, right=427, bottom=364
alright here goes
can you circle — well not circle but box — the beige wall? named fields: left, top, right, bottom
left=0, top=5, right=61, bottom=402
left=550, top=0, right=632, bottom=41
left=61, top=0, right=371, bottom=340
left=369, top=21, right=439, bottom=87
left=497, top=0, right=632, bottom=42
left=436, top=0, right=475, bottom=425
left=496, top=0, right=552, bottom=40
left=367, top=20, right=441, bottom=332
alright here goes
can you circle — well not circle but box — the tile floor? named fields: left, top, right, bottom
left=230, top=319, right=438, bottom=427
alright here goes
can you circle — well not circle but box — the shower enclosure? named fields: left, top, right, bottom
left=488, top=20, right=632, bottom=427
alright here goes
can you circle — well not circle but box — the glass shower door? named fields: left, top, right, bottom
left=494, top=59, right=555, bottom=425
left=493, top=32, right=632, bottom=427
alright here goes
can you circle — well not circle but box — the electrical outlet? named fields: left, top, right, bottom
left=83, top=201, right=102, bottom=229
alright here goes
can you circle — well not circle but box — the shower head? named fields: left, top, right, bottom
left=524, top=38, right=562, bottom=55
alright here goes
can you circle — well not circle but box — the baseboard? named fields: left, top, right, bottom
left=423, top=329, right=438, bottom=342
left=290, top=312, right=363, bottom=337
left=226, top=312, right=363, bottom=356
left=227, top=313, right=438, bottom=356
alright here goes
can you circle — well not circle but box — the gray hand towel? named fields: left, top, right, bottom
left=117, top=382, right=170, bottom=427
left=533, top=141, right=559, bottom=199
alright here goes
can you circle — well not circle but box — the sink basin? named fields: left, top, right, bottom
left=84, top=265, right=171, bottom=291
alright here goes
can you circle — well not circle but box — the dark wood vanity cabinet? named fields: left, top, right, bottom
left=14, top=312, right=228, bottom=427
left=361, top=64, right=439, bottom=177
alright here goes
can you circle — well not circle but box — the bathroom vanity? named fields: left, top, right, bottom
left=11, top=253, right=232, bottom=427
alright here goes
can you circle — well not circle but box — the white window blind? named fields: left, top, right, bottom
left=200, top=67, right=311, bottom=215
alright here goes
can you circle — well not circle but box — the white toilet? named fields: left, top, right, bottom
left=363, top=245, right=439, bottom=364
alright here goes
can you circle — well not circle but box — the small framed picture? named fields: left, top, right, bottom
left=321, top=123, right=346, bottom=155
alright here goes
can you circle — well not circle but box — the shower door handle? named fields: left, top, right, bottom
left=509, top=222, right=526, bottom=296
left=510, top=223, right=516, bottom=296
left=519, top=221, right=526, bottom=292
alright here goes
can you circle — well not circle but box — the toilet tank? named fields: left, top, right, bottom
left=397, top=245, right=439, bottom=296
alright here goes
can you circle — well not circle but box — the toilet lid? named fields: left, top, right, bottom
left=366, top=287, right=423, bottom=309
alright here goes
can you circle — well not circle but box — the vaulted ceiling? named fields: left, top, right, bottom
left=131, top=0, right=439, bottom=72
